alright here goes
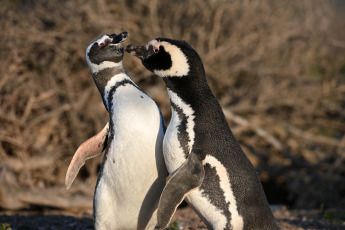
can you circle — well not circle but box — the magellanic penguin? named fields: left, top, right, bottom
left=65, top=32, right=167, bottom=230
left=126, top=39, right=280, bottom=230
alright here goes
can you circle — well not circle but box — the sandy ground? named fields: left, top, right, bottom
left=0, top=205, right=344, bottom=230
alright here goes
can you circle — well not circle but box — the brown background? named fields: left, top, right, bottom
left=0, top=0, right=345, bottom=215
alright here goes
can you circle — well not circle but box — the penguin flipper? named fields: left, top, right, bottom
left=156, top=152, right=205, bottom=229
left=65, top=122, right=109, bottom=190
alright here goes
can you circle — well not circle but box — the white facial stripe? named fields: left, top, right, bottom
left=104, top=73, right=129, bottom=110
left=204, top=155, right=244, bottom=230
left=167, top=89, right=195, bottom=154
left=96, top=35, right=111, bottom=45
left=88, top=60, right=123, bottom=74
left=86, top=42, right=94, bottom=68
left=148, top=40, right=190, bottom=77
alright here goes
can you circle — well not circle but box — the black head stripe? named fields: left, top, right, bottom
left=88, top=44, right=124, bottom=65
left=156, top=38, right=190, bottom=50
left=142, top=46, right=172, bottom=72
left=142, top=38, right=203, bottom=78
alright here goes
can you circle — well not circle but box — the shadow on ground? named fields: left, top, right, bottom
left=0, top=214, right=94, bottom=230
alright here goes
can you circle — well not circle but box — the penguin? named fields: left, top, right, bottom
left=65, top=32, right=167, bottom=230
left=126, top=39, right=280, bottom=230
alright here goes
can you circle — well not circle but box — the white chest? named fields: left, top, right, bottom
left=163, top=109, right=187, bottom=174
left=94, top=74, right=165, bottom=229
left=163, top=90, right=195, bottom=174
left=105, top=83, right=162, bottom=179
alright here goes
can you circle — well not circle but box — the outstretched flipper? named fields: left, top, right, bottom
left=65, top=122, right=109, bottom=190
left=156, top=152, right=205, bottom=229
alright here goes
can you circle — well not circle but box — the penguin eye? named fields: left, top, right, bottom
left=153, top=46, right=159, bottom=53
left=99, top=42, right=105, bottom=47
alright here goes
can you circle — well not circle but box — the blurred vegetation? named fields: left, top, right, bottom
left=0, top=223, right=12, bottom=230
left=0, top=0, right=344, bottom=212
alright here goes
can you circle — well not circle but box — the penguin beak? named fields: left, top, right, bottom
left=126, top=44, right=154, bottom=60
left=109, top=32, right=128, bottom=45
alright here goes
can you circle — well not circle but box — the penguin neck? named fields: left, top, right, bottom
left=91, top=65, right=129, bottom=110
left=163, top=70, right=213, bottom=110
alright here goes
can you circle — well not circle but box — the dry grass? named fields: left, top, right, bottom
left=0, top=0, right=344, bottom=211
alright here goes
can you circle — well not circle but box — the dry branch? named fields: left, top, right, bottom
left=223, top=108, right=284, bottom=152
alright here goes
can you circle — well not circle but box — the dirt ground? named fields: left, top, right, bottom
left=1, top=205, right=344, bottom=230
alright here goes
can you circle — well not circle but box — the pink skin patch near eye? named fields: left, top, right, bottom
left=98, top=37, right=112, bottom=47
left=146, top=44, right=159, bottom=53
left=153, top=46, right=159, bottom=53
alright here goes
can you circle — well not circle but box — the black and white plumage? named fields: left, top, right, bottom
left=126, top=39, right=280, bottom=230
left=65, top=32, right=167, bottom=230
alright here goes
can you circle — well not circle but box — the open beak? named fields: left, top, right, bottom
left=126, top=44, right=154, bottom=60
left=109, top=32, right=128, bottom=44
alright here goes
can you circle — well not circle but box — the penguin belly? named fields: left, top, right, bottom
left=185, top=156, right=245, bottom=230
left=163, top=130, right=217, bottom=229
left=163, top=112, right=244, bottom=230
left=164, top=133, right=243, bottom=229
left=163, top=114, right=212, bottom=228
left=94, top=85, right=166, bottom=230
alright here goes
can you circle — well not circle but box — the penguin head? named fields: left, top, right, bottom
left=126, top=38, right=204, bottom=79
left=86, top=32, right=128, bottom=74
